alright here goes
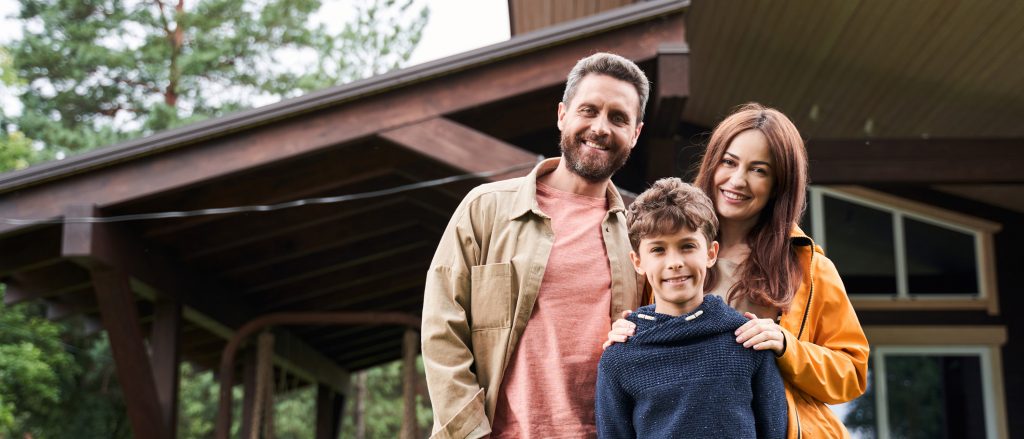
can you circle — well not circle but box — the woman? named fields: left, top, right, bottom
left=606, top=103, right=869, bottom=438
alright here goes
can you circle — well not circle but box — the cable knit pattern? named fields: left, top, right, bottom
left=596, top=295, right=788, bottom=438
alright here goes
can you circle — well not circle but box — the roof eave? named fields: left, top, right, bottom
left=0, top=0, right=687, bottom=193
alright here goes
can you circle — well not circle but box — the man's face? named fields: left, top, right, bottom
left=557, top=74, right=643, bottom=183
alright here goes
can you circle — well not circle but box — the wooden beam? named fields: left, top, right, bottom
left=315, top=384, right=344, bottom=439
left=0, top=226, right=62, bottom=276
left=647, top=45, right=690, bottom=179
left=44, top=287, right=97, bottom=320
left=259, top=265, right=427, bottom=312
left=2, top=262, right=91, bottom=304
left=380, top=117, right=539, bottom=180
left=61, top=205, right=352, bottom=394
left=240, top=349, right=258, bottom=439
left=806, top=138, right=1024, bottom=183
left=181, top=197, right=408, bottom=266
left=91, top=268, right=170, bottom=439
left=141, top=143, right=404, bottom=239
left=151, top=299, right=181, bottom=438
left=649, top=45, right=690, bottom=138
left=236, top=227, right=428, bottom=289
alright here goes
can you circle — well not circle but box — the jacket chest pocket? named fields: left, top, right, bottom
left=469, top=262, right=512, bottom=330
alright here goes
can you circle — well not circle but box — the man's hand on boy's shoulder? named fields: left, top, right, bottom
left=602, top=309, right=636, bottom=350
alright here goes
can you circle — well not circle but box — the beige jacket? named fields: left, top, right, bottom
left=421, top=158, right=641, bottom=439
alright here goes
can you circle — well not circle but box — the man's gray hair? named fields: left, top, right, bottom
left=562, top=52, right=651, bottom=122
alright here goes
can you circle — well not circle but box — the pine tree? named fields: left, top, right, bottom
left=3, top=0, right=428, bottom=155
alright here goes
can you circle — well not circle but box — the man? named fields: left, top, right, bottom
left=422, top=52, right=649, bottom=439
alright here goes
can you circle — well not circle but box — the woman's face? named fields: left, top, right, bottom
left=712, top=129, right=775, bottom=229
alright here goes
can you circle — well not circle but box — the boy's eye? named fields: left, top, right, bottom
left=649, top=246, right=664, bottom=254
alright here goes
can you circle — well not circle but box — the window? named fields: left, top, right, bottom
left=829, top=326, right=1009, bottom=439
left=806, top=186, right=1000, bottom=314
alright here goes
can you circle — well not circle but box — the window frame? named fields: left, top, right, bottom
left=859, top=326, right=1009, bottom=439
left=808, top=185, right=1001, bottom=314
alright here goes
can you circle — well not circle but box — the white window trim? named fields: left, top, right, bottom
left=809, top=185, right=1001, bottom=314
left=863, top=326, right=1008, bottom=439
left=873, top=346, right=999, bottom=439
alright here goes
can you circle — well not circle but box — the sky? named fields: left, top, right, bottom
left=0, top=0, right=511, bottom=116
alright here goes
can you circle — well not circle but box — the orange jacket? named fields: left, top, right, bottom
left=777, top=227, right=870, bottom=438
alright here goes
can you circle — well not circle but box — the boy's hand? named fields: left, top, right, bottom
left=735, top=312, right=786, bottom=356
left=602, top=310, right=636, bottom=350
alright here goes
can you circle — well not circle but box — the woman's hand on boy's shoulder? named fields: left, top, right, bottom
left=735, top=312, right=786, bottom=356
left=602, top=310, right=637, bottom=350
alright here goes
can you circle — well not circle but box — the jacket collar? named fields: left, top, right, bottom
left=789, top=224, right=814, bottom=248
left=509, top=157, right=627, bottom=220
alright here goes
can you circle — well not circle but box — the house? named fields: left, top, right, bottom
left=1, top=0, right=1021, bottom=437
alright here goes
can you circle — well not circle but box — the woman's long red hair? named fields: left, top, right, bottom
left=693, top=103, right=808, bottom=311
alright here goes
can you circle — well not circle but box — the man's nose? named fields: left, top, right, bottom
left=590, top=115, right=611, bottom=137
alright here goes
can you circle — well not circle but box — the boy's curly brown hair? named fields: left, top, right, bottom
left=627, top=177, right=718, bottom=252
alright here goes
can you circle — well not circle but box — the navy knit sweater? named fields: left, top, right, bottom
left=595, top=295, right=788, bottom=438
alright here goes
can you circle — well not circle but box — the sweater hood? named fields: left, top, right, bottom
left=627, top=295, right=747, bottom=345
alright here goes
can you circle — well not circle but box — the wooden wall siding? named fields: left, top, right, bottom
left=509, top=0, right=638, bottom=35
left=685, top=0, right=1024, bottom=139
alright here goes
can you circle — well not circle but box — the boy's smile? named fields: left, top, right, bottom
left=630, top=226, right=719, bottom=316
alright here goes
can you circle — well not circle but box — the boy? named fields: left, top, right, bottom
left=595, top=178, right=787, bottom=438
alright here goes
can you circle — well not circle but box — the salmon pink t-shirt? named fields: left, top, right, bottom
left=490, top=182, right=613, bottom=439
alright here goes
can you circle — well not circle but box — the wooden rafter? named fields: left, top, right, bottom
left=60, top=205, right=351, bottom=393
left=806, top=138, right=1024, bottom=183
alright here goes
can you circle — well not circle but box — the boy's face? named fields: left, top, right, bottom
left=630, top=226, right=719, bottom=316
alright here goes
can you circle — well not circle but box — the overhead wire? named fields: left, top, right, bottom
left=0, top=157, right=543, bottom=226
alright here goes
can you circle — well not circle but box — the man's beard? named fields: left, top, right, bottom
left=559, top=132, right=631, bottom=183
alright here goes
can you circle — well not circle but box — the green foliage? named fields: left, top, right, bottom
left=177, top=362, right=243, bottom=438
left=0, top=284, right=77, bottom=437
left=4, top=0, right=428, bottom=154
left=273, top=386, right=315, bottom=438
left=0, top=130, right=39, bottom=171
left=342, top=358, right=433, bottom=438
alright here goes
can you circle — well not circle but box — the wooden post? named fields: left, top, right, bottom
left=240, top=348, right=258, bottom=439
left=400, top=328, right=419, bottom=439
left=91, top=268, right=170, bottom=439
left=151, top=298, right=181, bottom=438
left=354, top=372, right=367, bottom=439
left=316, top=384, right=344, bottom=439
